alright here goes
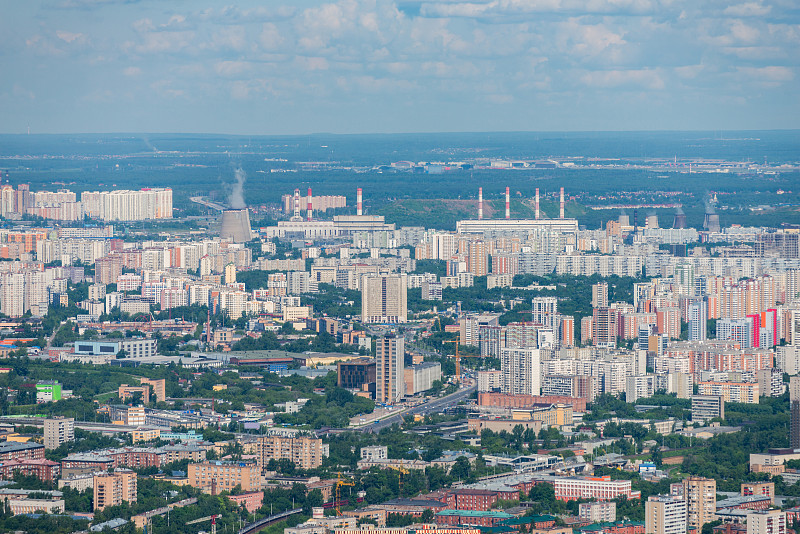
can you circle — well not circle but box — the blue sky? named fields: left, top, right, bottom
left=1, top=0, right=798, bottom=134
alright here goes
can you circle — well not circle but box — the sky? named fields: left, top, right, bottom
left=1, top=0, right=798, bottom=134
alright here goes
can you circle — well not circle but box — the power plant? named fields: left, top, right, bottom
left=220, top=209, right=253, bottom=243
left=457, top=186, right=579, bottom=236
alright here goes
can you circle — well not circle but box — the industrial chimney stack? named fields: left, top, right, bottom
left=505, top=187, right=510, bottom=219
left=478, top=187, right=483, bottom=220
left=307, top=187, right=313, bottom=222
left=293, top=188, right=301, bottom=220
left=357, top=187, right=363, bottom=216
left=559, top=187, right=565, bottom=219
left=535, top=188, right=540, bottom=220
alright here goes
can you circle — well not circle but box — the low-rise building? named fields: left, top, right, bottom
left=579, top=501, right=617, bottom=523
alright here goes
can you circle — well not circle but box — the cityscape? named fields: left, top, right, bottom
left=1, top=1, right=799, bottom=534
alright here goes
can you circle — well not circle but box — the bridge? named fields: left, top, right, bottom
left=237, top=508, right=303, bottom=534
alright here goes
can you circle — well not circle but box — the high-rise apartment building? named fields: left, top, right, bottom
left=361, top=274, right=407, bottom=323
left=684, top=476, right=716, bottom=531
left=82, top=188, right=172, bottom=221
left=645, top=495, right=687, bottom=534
left=500, top=347, right=541, bottom=396
left=532, top=296, right=558, bottom=326
left=376, top=335, right=404, bottom=404
left=43, top=417, right=74, bottom=450
left=257, top=430, right=329, bottom=470
left=592, top=282, right=609, bottom=308
left=467, top=240, right=488, bottom=276
left=790, top=376, right=800, bottom=448
left=93, top=470, right=137, bottom=511
left=689, top=301, right=708, bottom=341
left=593, top=307, right=617, bottom=347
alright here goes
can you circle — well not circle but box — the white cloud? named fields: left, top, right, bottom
left=580, top=68, right=665, bottom=89
left=56, top=31, right=85, bottom=43
left=214, top=61, right=251, bottom=77
left=259, top=23, right=285, bottom=50
left=737, top=65, right=793, bottom=82
left=123, top=66, right=142, bottom=76
left=723, top=3, right=771, bottom=17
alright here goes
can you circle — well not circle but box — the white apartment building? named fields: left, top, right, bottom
left=501, top=347, right=541, bottom=396
left=645, top=495, right=687, bottom=534
left=82, top=188, right=172, bottom=221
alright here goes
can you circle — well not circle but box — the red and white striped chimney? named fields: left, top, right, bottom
left=357, top=187, right=363, bottom=216
left=505, top=187, right=510, bottom=219
left=307, top=187, right=313, bottom=221
left=478, top=187, right=483, bottom=220
left=535, top=188, right=540, bottom=220
left=560, top=187, right=565, bottom=219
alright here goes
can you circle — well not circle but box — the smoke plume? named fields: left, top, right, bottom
left=229, top=167, right=246, bottom=209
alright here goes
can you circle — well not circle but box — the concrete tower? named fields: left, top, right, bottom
left=220, top=209, right=253, bottom=243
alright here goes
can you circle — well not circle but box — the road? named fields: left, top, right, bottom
left=356, top=381, right=476, bottom=432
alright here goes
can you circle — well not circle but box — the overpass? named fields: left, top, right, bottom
left=237, top=508, right=303, bottom=534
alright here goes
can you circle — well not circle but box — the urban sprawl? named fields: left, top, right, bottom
left=0, top=180, right=798, bottom=534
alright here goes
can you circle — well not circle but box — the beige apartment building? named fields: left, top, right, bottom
left=188, top=460, right=260, bottom=494
left=44, top=417, right=74, bottom=450
left=93, top=470, right=137, bottom=511
left=258, top=431, right=329, bottom=470
left=684, top=476, right=716, bottom=531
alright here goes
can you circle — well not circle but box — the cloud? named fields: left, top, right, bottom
left=56, top=31, right=86, bottom=43
left=723, top=3, right=771, bottom=17
left=4, top=0, right=799, bottom=133
left=737, top=65, right=793, bottom=82
left=580, top=68, right=665, bottom=89
left=214, top=61, right=250, bottom=77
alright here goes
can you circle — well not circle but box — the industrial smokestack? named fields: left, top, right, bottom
left=478, top=187, right=483, bottom=220
left=357, top=187, right=363, bottom=216
left=293, top=188, right=301, bottom=220
left=307, top=187, right=313, bottom=222
left=535, top=188, right=540, bottom=220
left=559, top=187, right=565, bottom=219
left=505, top=187, right=510, bottom=219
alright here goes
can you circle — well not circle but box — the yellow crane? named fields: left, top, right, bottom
left=387, top=463, right=410, bottom=495
left=335, top=472, right=354, bottom=516
left=442, top=334, right=480, bottom=383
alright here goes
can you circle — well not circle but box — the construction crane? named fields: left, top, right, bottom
left=387, top=463, right=410, bottom=495
left=442, top=335, right=480, bottom=383
left=186, top=514, right=217, bottom=534
left=335, top=473, right=354, bottom=516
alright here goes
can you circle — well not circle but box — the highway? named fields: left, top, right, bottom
left=356, top=381, right=476, bottom=432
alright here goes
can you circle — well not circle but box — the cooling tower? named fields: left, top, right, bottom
left=220, top=209, right=253, bottom=243
left=673, top=210, right=687, bottom=229
left=703, top=213, right=721, bottom=233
